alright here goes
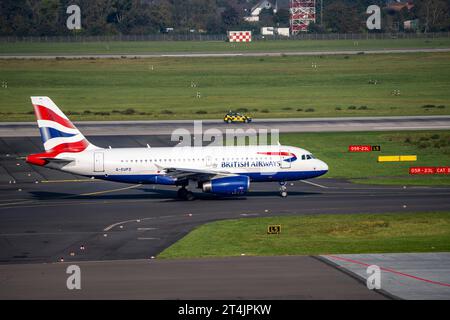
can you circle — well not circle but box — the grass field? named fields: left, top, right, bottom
left=282, top=130, right=450, bottom=186
left=0, top=52, right=449, bottom=121
left=1, top=38, right=450, bottom=55
left=158, top=212, right=450, bottom=259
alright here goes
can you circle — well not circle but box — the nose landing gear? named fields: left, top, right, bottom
left=279, top=181, right=288, bottom=198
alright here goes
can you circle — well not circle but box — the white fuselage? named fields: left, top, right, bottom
left=57, top=145, right=328, bottom=184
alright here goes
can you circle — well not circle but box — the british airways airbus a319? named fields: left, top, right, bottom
left=26, top=97, right=328, bottom=200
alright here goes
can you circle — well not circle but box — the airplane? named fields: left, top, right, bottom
left=26, top=97, right=328, bottom=200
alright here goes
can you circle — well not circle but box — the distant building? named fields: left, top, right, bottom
left=386, top=0, right=414, bottom=13
left=261, top=27, right=290, bottom=36
left=404, top=19, right=419, bottom=31
left=244, top=0, right=278, bottom=22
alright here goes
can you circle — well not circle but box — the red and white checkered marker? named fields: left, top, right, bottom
left=228, top=31, right=252, bottom=43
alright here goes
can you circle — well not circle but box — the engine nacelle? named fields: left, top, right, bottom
left=202, top=176, right=250, bottom=195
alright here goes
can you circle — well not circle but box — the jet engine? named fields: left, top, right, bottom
left=202, top=176, right=249, bottom=195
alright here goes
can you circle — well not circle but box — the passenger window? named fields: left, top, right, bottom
left=307, top=155, right=311, bottom=160
left=301, top=155, right=306, bottom=160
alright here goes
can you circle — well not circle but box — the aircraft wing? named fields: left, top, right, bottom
left=156, top=165, right=236, bottom=182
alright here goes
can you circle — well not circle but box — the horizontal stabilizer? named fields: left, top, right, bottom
left=26, top=153, right=74, bottom=166
left=42, top=158, right=74, bottom=164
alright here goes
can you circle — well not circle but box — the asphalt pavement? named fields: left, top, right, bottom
left=1, top=116, right=449, bottom=137
left=0, top=131, right=448, bottom=299
left=1, top=47, right=450, bottom=59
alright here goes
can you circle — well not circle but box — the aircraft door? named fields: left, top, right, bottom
left=94, top=152, right=104, bottom=172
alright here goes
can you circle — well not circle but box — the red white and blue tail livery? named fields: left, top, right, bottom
left=27, top=97, right=100, bottom=166
left=27, top=97, right=328, bottom=199
left=32, top=96, right=97, bottom=152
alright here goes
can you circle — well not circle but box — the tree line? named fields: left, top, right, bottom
left=314, top=0, right=450, bottom=33
left=1, top=0, right=449, bottom=37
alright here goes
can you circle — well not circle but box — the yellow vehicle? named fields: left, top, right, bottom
left=223, top=111, right=252, bottom=124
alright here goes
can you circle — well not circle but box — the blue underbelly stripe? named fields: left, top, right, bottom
left=92, top=170, right=328, bottom=184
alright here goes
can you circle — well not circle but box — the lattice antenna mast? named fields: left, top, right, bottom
left=290, top=0, right=316, bottom=34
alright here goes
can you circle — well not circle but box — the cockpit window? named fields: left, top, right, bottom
left=302, top=154, right=316, bottom=160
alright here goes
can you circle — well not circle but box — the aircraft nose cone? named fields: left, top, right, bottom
left=318, top=160, right=328, bottom=173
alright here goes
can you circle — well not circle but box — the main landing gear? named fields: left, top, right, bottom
left=279, top=181, right=288, bottom=198
left=177, top=186, right=195, bottom=201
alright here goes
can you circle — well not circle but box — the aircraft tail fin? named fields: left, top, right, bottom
left=27, top=97, right=100, bottom=165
